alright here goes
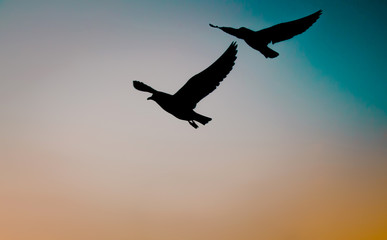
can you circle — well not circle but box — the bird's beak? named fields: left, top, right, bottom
left=147, top=96, right=152, bottom=100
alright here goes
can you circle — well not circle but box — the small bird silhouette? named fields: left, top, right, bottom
left=133, top=42, right=237, bottom=129
left=210, top=10, right=322, bottom=58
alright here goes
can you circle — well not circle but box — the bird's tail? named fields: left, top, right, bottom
left=259, top=46, right=279, bottom=58
left=133, top=81, right=156, bottom=93
left=194, top=113, right=212, bottom=125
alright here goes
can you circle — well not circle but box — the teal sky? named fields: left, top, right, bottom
left=0, top=1, right=386, bottom=239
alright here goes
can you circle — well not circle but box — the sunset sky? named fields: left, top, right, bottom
left=0, top=0, right=386, bottom=239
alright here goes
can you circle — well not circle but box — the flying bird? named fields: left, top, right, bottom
left=133, top=42, right=237, bottom=129
left=209, top=10, right=322, bottom=58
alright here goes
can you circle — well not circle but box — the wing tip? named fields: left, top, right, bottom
left=315, top=9, right=323, bottom=17
left=230, top=41, right=238, bottom=53
left=227, top=41, right=238, bottom=68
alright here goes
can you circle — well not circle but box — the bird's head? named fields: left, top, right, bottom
left=147, top=95, right=154, bottom=101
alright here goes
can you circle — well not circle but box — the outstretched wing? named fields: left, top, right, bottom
left=174, top=42, right=237, bottom=108
left=133, top=81, right=157, bottom=93
left=259, top=10, right=322, bottom=44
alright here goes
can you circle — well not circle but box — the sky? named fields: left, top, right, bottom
left=0, top=0, right=386, bottom=239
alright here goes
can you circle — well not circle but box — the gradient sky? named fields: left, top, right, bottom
left=0, top=0, right=386, bottom=240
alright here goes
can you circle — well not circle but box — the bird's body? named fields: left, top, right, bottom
left=243, top=29, right=280, bottom=58
left=133, top=42, right=237, bottom=129
left=147, top=92, right=211, bottom=127
left=210, top=10, right=322, bottom=58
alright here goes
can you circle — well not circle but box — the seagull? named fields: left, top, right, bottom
left=133, top=42, right=237, bottom=129
left=209, top=10, right=322, bottom=58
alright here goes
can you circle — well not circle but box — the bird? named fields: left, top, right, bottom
left=209, top=10, right=322, bottom=58
left=133, top=42, right=237, bottom=129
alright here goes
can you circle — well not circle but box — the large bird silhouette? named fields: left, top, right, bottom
left=133, top=42, right=237, bottom=129
left=210, top=10, right=322, bottom=58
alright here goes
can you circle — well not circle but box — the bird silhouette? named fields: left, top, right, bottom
left=133, top=42, right=237, bottom=129
left=210, top=10, right=322, bottom=58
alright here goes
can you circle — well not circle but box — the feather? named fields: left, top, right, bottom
left=174, top=41, right=237, bottom=108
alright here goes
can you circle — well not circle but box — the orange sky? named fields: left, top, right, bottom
left=1, top=132, right=386, bottom=240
